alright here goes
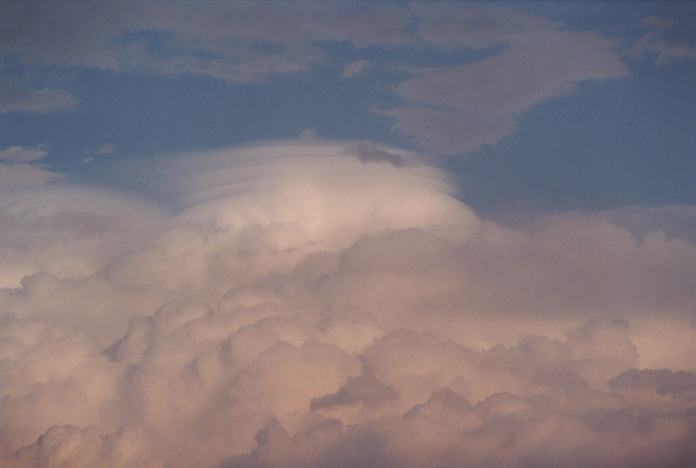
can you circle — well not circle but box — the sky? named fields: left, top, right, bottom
left=1, top=2, right=696, bottom=467
left=2, top=1, right=695, bottom=214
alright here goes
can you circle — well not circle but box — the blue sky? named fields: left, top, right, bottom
left=1, top=0, right=695, bottom=215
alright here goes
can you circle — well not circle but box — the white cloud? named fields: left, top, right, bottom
left=1, top=142, right=696, bottom=467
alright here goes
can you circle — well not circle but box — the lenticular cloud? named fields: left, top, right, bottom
left=2, top=141, right=696, bottom=468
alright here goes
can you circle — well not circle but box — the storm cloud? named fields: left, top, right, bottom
left=1, top=140, right=695, bottom=467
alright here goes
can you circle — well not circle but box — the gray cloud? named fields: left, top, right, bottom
left=340, top=60, right=370, bottom=78
left=0, top=145, right=48, bottom=163
left=0, top=87, right=78, bottom=114
left=0, top=145, right=63, bottom=192
left=82, top=144, right=116, bottom=164
left=384, top=7, right=628, bottom=154
left=1, top=1, right=636, bottom=154
left=609, top=369, right=696, bottom=399
left=310, top=375, right=399, bottom=410
left=349, top=143, right=407, bottom=168
left=629, top=16, right=696, bottom=65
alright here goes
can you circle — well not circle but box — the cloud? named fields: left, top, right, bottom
left=96, top=144, right=115, bottom=155
left=628, top=16, right=696, bottom=64
left=348, top=142, right=406, bottom=167
left=1, top=140, right=696, bottom=467
left=0, top=187, right=164, bottom=289
left=0, top=164, right=64, bottom=190
left=7, top=425, right=154, bottom=468
left=82, top=144, right=116, bottom=164
left=379, top=105, right=512, bottom=156
left=1, top=2, right=644, bottom=156
left=310, top=375, right=399, bottom=409
left=0, top=145, right=63, bottom=191
left=0, top=87, right=78, bottom=114
left=0, top=145, right=48, bottom=163
left=298, top=128, right=318, bottom=141
left=609, top=369, right=696, bottom=400
left=341, top=60, right=370, bottom=78
left=0, top=0, right=411, bottom=84
left=383, top=6, right=628, bottom=154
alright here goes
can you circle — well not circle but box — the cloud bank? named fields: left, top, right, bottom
left=1, top=141, right=696, bottom=467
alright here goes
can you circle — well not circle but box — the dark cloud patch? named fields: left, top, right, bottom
left=311, top=375, right=399, bottom=410
left=609, top=369, right=696, bottom=400
left=349, top=143, right=407, bottom=168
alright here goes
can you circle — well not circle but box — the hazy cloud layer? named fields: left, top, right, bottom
left=1, top=141, right=695, bottom=467
left=384, top=5, right=628, bottom=154
left=1, top=1, right=663, bottom=153
left=0, top=145, right=64, bottom=190
left=630, top=16, right=696, bottom=64
left=0, top=87, right=79, bottom=114
left=0, top=0, right=410, bottom=84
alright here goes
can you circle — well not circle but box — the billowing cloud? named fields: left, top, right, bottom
left=609, top=368, right=696, bottom=399
left=1, top=140, right=696, bottom=467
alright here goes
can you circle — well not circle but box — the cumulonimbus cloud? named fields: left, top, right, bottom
left=1, top=140, right=696, bottom=467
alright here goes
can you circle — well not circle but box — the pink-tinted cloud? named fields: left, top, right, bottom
left=1, top=141, right=695, bottom=467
